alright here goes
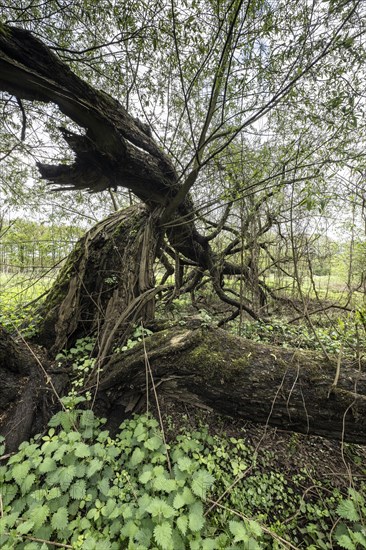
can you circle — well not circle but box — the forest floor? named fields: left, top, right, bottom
left=151, top=397, right=366, bottom=491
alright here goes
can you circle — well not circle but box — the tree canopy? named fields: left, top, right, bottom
left=1, top=0, right=366, bottom=213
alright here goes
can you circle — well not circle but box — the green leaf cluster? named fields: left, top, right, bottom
left=1, top=412, right=365, bottom=549
left=334, top=489, right=366, bottom=549
left=2, top=414, right=259, bottom=549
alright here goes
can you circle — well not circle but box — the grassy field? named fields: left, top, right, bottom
left=0, top=272, right=54, bottom=304
left=264, top=273, right=365, bottom=308
left=0, top=272, right=55, bottom=333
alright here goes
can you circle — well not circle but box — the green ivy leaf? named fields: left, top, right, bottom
left=154, top=521, right=173, bottom=550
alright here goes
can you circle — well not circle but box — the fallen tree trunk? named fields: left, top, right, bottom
left=1, top=324, right=365, bottom=454
left=94, top=325, right=366, bottom=444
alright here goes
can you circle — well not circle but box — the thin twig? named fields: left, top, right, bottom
left=17, top=534, right=72, bottom=548
left=141, top=323, right=172, bottom=474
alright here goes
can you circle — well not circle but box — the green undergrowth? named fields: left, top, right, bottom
left=0, top=273, right=51, bottom=337
left=1, top=410, right=365, bottom=550
left=236, top=315, right=366, bottom=358
left=1, top=291, right=366, bottom=548
left=158, top=293, right=366, bottom=359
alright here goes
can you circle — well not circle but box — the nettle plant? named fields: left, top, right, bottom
left=54, top=329, right=154, bottom=401
left=237, top=316, right=366, bottom=358
left=0, top=411, right=266, bottom=550
left=334, top=489, right=366, bottom=550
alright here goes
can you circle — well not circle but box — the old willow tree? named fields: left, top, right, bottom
left=1, top=0, right=366, bottom=451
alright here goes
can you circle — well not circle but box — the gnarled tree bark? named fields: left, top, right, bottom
left=33, top=204, right=160, bottom=354
left=94, top=326, right=366, bottom=445
left=0, top=25, right=257, bottom=323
